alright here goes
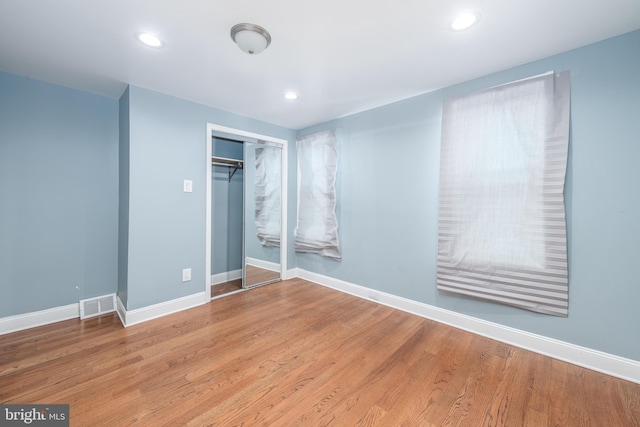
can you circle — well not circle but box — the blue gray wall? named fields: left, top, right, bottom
left=0, top=72, right=119, bottom=317
left=297, top=30, right=640, bottom=361
left=119, top=86, right=295, bottom=310
left=118, top=87, right=130, bottom=307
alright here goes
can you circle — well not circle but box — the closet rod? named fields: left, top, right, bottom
left=211, top=161, right=243, bottom=168
left=211, top=156, right=243, bottom=168
left=212, top=156, right=243, bottom=181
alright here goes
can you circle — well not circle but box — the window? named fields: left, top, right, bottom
left=437, top=71, right=571, bottom=316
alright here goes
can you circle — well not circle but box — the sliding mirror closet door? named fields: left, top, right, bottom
left=243, top=141, right=282, bottom=288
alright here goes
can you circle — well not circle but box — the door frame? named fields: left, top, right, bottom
left=205, top=123, right=288, bottom=300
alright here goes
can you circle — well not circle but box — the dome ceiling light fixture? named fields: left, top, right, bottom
left=230, top=23, right=272, bottom=55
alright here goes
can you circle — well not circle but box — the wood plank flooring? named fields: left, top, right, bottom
left=210, top=265, right=280, bottom=299
left=245, top=264, right=280, bottom=287
left=211, top=279, right=243, bottom=298
left=1, top=278, right=639, bottom=426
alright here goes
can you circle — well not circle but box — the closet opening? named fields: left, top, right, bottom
left=210, top=135, right=245, bottom=298
left=205, top=123, right=288, bottom=301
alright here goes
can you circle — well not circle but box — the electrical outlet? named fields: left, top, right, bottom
left=182, top=268, right=192, bottom=282
left=183, top=180, right=193, bottom=193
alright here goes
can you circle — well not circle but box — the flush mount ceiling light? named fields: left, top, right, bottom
left=284, top=91, right=298, bottom=100
left=230, top=23, right=271, bottom=55
left=135, top=32, right=163, bottom=48
left=450, top=11, right=480, bottom=31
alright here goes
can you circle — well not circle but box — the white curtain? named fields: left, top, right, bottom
left=437, top=71, right=571, bottom=316
left=254, top=144, right=281, bottom=246
left=295, top=129, right=341, bottom=259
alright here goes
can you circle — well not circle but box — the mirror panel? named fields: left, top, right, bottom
left=243, top=141, right=282, bottom=288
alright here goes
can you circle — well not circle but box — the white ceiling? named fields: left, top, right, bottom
left=1, top=1, right=639, bottom=130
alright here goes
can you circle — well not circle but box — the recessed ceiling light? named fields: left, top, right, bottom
left=450, top=11, right=480, bottom=31
left=135, top=32, right=164, bottom=48
left=284, top=91, right=298, bottom=100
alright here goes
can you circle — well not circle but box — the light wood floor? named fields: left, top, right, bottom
left=210, top=278, right=243, bottom=298
left=245, top=264, right=280, bottom=287
left=1, top=279, right=639, bottom=426
left=210, top=265, right=280, bottom=299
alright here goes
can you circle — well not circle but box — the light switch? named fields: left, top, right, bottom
left=182, top=268, right=192, bottom=282
left=183, top=179, right=193, bottom=193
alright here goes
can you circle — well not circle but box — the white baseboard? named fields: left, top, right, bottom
left=285, top=267, right=301, bottom=281
left=116, top=296, right=126, bottom=327
left=211, top=269, right=242, bottom=285
left=295, top=269, right=640, bottom=384
left=3, top=291, right=210, bottom=333
left=116, top=292, right=208, bottom=327
left=0, top=303, right=79, bottom=335
left=246, top=257, right=280, bottom=272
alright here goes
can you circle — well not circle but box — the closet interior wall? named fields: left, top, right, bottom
left=210, top=137, right=244, bottom=285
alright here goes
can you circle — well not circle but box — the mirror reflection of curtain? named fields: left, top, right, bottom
left=295, top=129, right=341, bottom=260
left=254, top=144, right=281, bottom=247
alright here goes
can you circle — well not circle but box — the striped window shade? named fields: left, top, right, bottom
left=437, top=71, right=571, bottom=316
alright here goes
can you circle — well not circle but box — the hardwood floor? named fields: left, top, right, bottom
left=211, top=279, right=243, bottom=298
left=245, top=264, right=280, bottom=287
left=210, top=265, right=280, bottom=299
left=1, top=278, right=639, bottom=426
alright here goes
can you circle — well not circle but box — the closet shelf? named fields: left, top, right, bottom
left=212, top=156, right=243, bottom=182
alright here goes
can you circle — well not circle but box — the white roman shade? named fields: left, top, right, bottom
left=295, top=129, right=341, bottom=259
left=437, top=71, right=571, bottom=316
